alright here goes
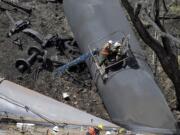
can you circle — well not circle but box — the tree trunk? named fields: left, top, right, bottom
left=121, top=0, right=180, bottom=109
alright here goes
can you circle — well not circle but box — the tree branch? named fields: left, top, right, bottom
left=162, top=0, right=168, bottom=13
left=121, top=0, right=180, bottom=109
left=121, top=0, right=166, bottom=57
left=141, top=11, right=180, bottom=46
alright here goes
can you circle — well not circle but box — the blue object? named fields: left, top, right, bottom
left=54, top=50, right=97, bottom=76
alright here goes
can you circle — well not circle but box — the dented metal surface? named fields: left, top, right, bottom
left=23, top=29, right=44, bottom=44
left=0, top=80, right=117, bottom=128
left=63, top=0, right=177, bottom=133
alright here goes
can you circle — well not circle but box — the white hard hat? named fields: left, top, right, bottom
left=114, top=42, right=121, bottom=47
left=105, top=131, right=111, bottom=135
left=63, top=92, right=69, bottom=99
left=53, top=126, right=60, bottom=132
left=108, top=40, right=113, bottom=44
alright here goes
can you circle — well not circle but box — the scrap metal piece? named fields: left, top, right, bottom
left=15, top=59, right=30, bottom=73
left=64, top=0, right=177, bottom=134
left=15, top=46, right=43, bottom=73
left=22, top=29, right=78, bottom=62
left=0, top=80, right=118, bottom=127
left=22, top=28, right=44, bottom=44
left=8, top=20, right=30, bottom=37
left=42, top=34, right=62, bottom=49
left=5, top=11, right=30, bottom=37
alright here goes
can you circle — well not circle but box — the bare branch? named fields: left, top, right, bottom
left=141, top=11, right=180, bottom=46
left=162, top=0, right=169, bottom=13
left=121, top=0, right=180, bottom=109
left=121, top=0, right=165, bottom=56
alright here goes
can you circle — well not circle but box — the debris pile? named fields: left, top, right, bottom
left=0, top=0, right=110, bottom=120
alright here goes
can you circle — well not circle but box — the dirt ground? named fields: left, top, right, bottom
left=0, top=0, right=110, bottom=120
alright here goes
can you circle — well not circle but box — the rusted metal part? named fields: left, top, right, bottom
left=63, top=0, right=177, bottom=134
left=8, top=20, right=30, bottom=37
left=22, top=29, right=73, bottom=52
left=42, top=34, right=63, bottom=49
left=0, top=80, right=118, bottom=128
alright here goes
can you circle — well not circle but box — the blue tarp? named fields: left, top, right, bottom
left=54, top=50, right=96, bottom=76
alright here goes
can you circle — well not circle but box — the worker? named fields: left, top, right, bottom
left=112, top=42, right=121, bottom=52
left=86, top=127, right=96, bottom=135
left=118, top=128, right=126, bottom=134
left=99, top=40, right=113, bottom=66
left=86, top=124, right=104, bottom=135
left=113, top=41, right=124, bottom=61
left=52, top=126, right=59, bottom=135
left=96, top=124, right=104, bottom=134
left=97, top=124, right=104, bottom=130
left=47, top=126, right=59, bottom=135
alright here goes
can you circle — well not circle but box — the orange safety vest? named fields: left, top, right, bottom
left=100, top=46, right=111, bottom=56
left=88, top=127, right=96, bottom=135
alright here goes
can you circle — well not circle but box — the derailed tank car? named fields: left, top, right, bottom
left=63, top=0, right=177, bottom=134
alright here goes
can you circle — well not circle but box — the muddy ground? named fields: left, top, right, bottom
left=0, top=0, right=110, bottom=120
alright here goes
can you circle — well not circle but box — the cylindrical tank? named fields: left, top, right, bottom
left=63, top=0, right=177, bottom=134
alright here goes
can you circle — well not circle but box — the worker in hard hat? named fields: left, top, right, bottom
left=86, top=127, right=96, bottom=135
left=47, top=126, right=60, bottom=135
left=97, top=124, right=104, bottom=130
left=112, top=41, right=124, bottom=61
left=99, top=40, right=113, bottom=66
left=112, top=41, right=121, bottom=51
left=96, top=124, right=104, bottom=135
left=118, top=127, right=126, bottom=134
left=86, top=124, right=104, bottom=135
